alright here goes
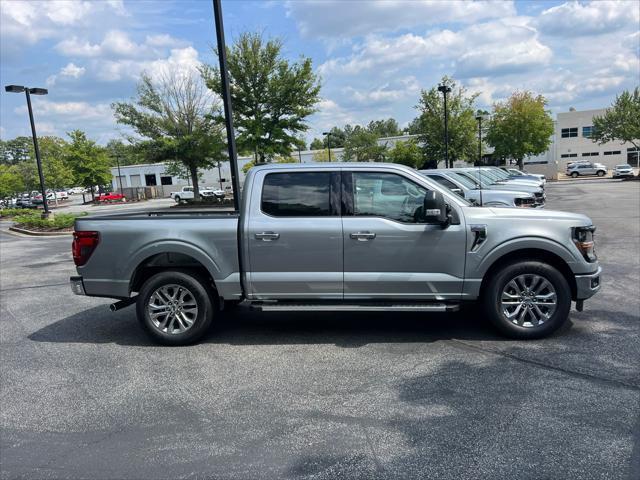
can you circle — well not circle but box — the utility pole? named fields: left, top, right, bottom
left=438, top=84, right=452, bottom=168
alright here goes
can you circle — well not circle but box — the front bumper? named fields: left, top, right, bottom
left=70, top=275, right=86, bottom=295
left=574, top=266, right=602, bottom=300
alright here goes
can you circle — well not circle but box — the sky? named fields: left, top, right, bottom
left=0, top=0, right=638, bottom=146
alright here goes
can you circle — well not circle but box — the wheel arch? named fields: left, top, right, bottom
left=479, top=248, right=577, bottom=300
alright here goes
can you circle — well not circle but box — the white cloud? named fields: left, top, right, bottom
left=287, top=0, right=517, bottom=39
left=343, top=77, right=421, bottom=107
left=536, top=1, right=639, bottom=37
left=46, top=62, right=86, bottom=86
left=319, top=19, right=552, bottom=78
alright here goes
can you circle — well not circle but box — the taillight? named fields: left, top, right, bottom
left=72, top=231, right=100, bottom=266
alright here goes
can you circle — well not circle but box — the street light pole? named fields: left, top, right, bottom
left=438, top=84, right=452, bottom=168
left=322, top=131, right=332, bottom=161
left=116, top=155, right=123, bottom=196
left=212, top=0, right=241, bottom=211
left=475, top=115, right=483, bottom=165
left=5, top=85, right=50, bottom=217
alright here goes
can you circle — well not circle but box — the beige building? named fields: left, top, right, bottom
left=555, top=108, right=638, bottom=170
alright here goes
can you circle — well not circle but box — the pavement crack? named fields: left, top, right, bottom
left=449, top=339, right=640, bottom=391
left=0, top=282, right=70, bottom=293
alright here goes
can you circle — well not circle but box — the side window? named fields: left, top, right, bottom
left=427, top=175, right=463, bottom=197
left=262, top=172, right=332, bottom=216
left=352, top=172, right=428, bottom=223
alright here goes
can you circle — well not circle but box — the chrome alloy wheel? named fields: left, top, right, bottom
left=147, top=284, right=198, bottom=334
left=500, top=274, right=557, bottom=328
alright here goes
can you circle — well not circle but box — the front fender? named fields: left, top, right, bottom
left=470, top=236, right=582, bottom=278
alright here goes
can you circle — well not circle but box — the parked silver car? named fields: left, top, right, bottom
left=455, top=168, right=546, bottom=206
left=566, top=161, right=607, bottom=178
left=420, top=169, right=538, bottom=208
left=500, top=167, right=546, bottom=183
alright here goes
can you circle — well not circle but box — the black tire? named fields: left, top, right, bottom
left=596, top=170, right=605, bottom=177
left=571, top=172, right=579, bottom=178
left=136, top=270, right=215, bottom=345
left=174, top=195, right=181, bottom=203
left=482, top=260, right=572, bottom=339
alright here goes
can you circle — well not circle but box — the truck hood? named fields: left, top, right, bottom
left=484, top=206, right=592, bottom=226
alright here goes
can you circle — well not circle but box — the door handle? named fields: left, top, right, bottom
left=255, top=232, right=280, bottom=241
left=350, top=231, right=376, bottom=241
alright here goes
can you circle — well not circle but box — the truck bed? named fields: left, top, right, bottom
left=74, top=212, right=241, bottom=300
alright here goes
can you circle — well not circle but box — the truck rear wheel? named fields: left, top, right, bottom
left=482, top=260, right=571, bottom=339
left=136, top=270, right=214, bottom=345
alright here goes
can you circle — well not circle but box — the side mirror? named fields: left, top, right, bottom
left=423, top=191, right=449, bottom=225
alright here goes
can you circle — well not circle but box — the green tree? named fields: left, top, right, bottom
left=312, top=149, right=331, bottom=162
left=0, top=165, right=25, bottom=197
left=591, top=87, right=640, bottom=150
left=413, top=76, right=479, bottom=167
left=65, top=130, right=111, bottom=200
left=38, top=136, right=74, bottom=206
left=0, top=137, right=32, bottom=165
left=342, top=126, right=387, bottom=162
left=201, top=32, right=321, bottom=163
left=309, top=138, right=324, bottom=150
left=485, top=91, right=554, bottom=169
left=387, top=140, right=422, bottom=168
left=113, top=69, right=226, bottom=200
left=367, top=118, right=402, bottom=138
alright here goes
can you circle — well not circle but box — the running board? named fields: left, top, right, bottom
left=250, top=302, right=459, bottom=312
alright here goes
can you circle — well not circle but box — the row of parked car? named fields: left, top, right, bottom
left=1, top=186, right=90, bottom=209
left=565, top=160, right=636, bottom=178
left=419, top=166, right=546, bottom=209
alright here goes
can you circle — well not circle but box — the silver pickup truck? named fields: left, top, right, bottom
left=70, top=163, right=601, bottom=345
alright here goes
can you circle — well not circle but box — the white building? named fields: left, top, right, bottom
left=555, top=108, right=638, bottom=170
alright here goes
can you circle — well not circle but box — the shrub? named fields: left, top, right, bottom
left=14, top=212, right=87, bottom=230
left=0, top=208, right=39, bottom=218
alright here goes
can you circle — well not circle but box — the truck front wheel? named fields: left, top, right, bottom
left=482, top=261, right=571, bottom=339
left=136, top=270, right=214, bottom=345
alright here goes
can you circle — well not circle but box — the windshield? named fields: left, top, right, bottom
left=617, top=164, right=631, bottom=168
left=459, top=170, right=496, bottom=188
left=449, top=172, right=479, bottom=189
left=488, top=168, right=510, bottom=180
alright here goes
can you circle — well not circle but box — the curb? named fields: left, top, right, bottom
left=8, top=226, right=73, bottom=237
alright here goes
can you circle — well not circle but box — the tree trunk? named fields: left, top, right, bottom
left=517, top=157, right=524, bottom=170
left=190, top=165, right=200, bottom=201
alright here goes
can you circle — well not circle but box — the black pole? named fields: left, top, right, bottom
left=327, top=133, right=332, bottom=162
left=213, top=0, right=241, bottom=211
left=298, top=146, right=302, bottom=163
left=443, top=90, right=449, bottom=168
left=25, top=89, right=49, bottom=216
left=217, top=161, right=223, bottom=190
left=116, top=156, right=123, bottom=196
left=478, top=117, right=482, bottom=164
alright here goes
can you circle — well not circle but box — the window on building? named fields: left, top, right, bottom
left=160, top=176, right=173, bottom=185
left=561, top=153, right=578, bottom=158
left=561, top=127, right=578, bottom=138
left=144, top=174, right=157, bottom=186
left=581, top=152, right=599, bottom=157
left=261, top=172, right=332, bottom=217
left=604, top=151, right=622, bottom=156
left=582, top=126, right=593, bottom=138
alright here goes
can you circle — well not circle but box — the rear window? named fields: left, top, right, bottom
left=261, top=172, right=331, bottom=216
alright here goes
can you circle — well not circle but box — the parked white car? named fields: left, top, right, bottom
left=68, top=187, right=87, bottom=194
left=169, top=186, right=218, bottom=202
left=612, top=164, right=634, bottom=178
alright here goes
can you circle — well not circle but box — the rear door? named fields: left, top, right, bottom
left=246, top=169, right=343, bottom=299
left=341, top=170, right=467, bottom=300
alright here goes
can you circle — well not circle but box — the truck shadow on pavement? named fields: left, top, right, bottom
left=28, top=304, right=517, bottom=347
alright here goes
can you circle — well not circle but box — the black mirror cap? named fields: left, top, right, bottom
left=423, top=190, right=448, bottom=224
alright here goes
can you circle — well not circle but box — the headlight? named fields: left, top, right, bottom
left=573, top=226, right=597, bottom=262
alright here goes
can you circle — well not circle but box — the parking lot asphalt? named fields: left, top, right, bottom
left=1, top=180, right=638, bottom=480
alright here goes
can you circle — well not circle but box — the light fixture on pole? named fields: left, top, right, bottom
left=5, top=85, right=50, bottom=217
left=437, top=84, right=452, bottom=168
left=322, top=131, right=332, bottom=161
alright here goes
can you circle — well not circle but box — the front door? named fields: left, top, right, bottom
left=247, top=170, right=343, bottom=299
left=342, top=171, right=467, bottom=300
